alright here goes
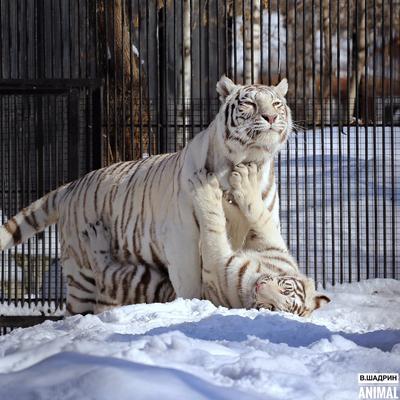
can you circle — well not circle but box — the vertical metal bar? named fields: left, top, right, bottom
left=16, top=0, right=23, bottom=303
left=163, top=0, right=168, bottom=151
left=381, top=0, right=387, bottom=278
left=285, top=0, right=290, bottom=250
left=260, top=0, right=263, bottom=84
left=267, top=0, right=271, bottom=84
left=27, top=0, right=32, bottom=304
left=216, top=0, right=220, bottom=79
left=16, top=0, right=21, bottom=78
left=20, top=95, right=26, bottom=304
left=199, top=0, right=203, bottom=130
left=45, top=94, right=51, bottom=305
left=146, top=0, right=152, bottom=154
left=51, top=95, right=58, bottom=308
left=346, top=0, right=352, bottom=282
left=121, top=0, right=126, bottom=159
left=173, top=0, right=177, bottom=151
left=68, top=89, right=80, bottom=180
left=302, top=2, right=308, bottom=276
left=59, top=0, right=64, bottom=78
left=389, top=0, right=395, bottom=278
left=137, top=0, right=143, bottom=156
left=7, top=95, right=12, bottom=305
left=328, top=0, right=334, bottom=285
left=364, top=0, right=369, bottom=279
left=372, top=0, right=378, bottom=278
left=77, top=0, right=82, bottom=78
left=190, top=0, right=194, bottom=139
left=311, top=0, right=317, bottom=285
left=155, top=0, right=161, bottom=153
left=354, top=0, right=361, bottom=282
left=68, top=0, right=73, bottom=78
left=13, top=95, right=18, bottom=305
left=320, top=0, right=326, bottom=287
left=337, top=0, right=343, bottom=283
left=294, top=0, right=299, bottom=263
left=250, top=0, right=254, bottom=83
left=276, top=0, right=281, bottom=204
left=92, top=87, right=103, bottom=170
left=84, top=0, right=89, bottom=78
left=181, top=0, right=186, bottom=146
left=128, top=0, right=135, bottom=159
left=206, top=0, right=211, bottom=122
left=241, top=0, right=245, bottom=83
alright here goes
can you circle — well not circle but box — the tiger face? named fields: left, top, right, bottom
left=251, top=274, right=331, bottom=316
left=216, top=76, right=292, bottom=162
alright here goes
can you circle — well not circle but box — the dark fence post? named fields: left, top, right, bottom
left=67, top=88, right=80, bottom=181
left=92, top=86, right=103, bottom=169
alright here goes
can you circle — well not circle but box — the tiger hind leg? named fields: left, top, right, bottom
left=63, top=257, right=96, bottom=315
left=81, top=220, right=175, bottom=313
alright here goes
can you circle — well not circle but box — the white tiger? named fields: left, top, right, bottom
left=81, top=164, right=330, bottom=315
left=0, top=76, right=291, bottom=315
left=190, top=165, right=330, bottom=315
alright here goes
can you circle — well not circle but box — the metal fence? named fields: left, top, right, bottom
left=0, top=0, right=399, bottom=327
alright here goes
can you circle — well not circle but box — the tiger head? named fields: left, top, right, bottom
left=216, top=75, right=292, bottom=164
left=249, top=274, right=331, bottom=317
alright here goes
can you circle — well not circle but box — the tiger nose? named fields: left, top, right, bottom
left=256, top=282, right=266, bottom=292
left=262, top=114, right=277, bottom=124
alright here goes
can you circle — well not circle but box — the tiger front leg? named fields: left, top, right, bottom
left=190, top=170, right=233, bottom=283
left=230, top=163, right=287, bottom=251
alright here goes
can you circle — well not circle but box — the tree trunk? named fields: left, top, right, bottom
left=244, top=0, right=261, bottom=83
left=181, top=0, right=191, bottom=145
left=98, top=0, right=152, bottom=162
left=348, top=0, right=366, bottom=120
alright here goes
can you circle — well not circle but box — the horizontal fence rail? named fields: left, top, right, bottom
left=0, top=0, right=399, bottom=329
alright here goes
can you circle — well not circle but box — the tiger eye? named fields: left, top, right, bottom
left=272, top=100, right=282, bottom=108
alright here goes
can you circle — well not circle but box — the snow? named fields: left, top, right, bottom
left=0, top=301, right=63, bottom=316
left=0, top=279, right=399, bottom=400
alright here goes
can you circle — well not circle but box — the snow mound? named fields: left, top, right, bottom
left=0, top=279, right=399, bottom=399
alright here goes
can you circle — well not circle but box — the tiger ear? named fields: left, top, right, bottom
left=314, top=294, right=331, bottom=310
left=275, top=78, right=289, bottom=97
left=216, top=75, right=237, bottom=102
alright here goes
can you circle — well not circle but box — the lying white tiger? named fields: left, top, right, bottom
left=81, top=164, right=329, bottom=316
left=0, top=76, right=291, bottom=315
left=190, top=164, right=330, bottom=315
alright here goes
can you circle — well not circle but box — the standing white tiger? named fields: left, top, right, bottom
left=0, top=76, right=291, bottom=315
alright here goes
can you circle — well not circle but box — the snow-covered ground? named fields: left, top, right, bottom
left=0, top=279, right=399, bottom=400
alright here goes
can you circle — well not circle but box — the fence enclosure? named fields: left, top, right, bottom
left=0, top=0, right=399, bottom=330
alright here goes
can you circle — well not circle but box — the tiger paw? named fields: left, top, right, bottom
left=189, top=169, right=225, bottom=224
left=189, top=169, right=222, bottom=204
left=229, top=163, right=263, bottom=222
left=80, top=220, right=111, bottom=256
